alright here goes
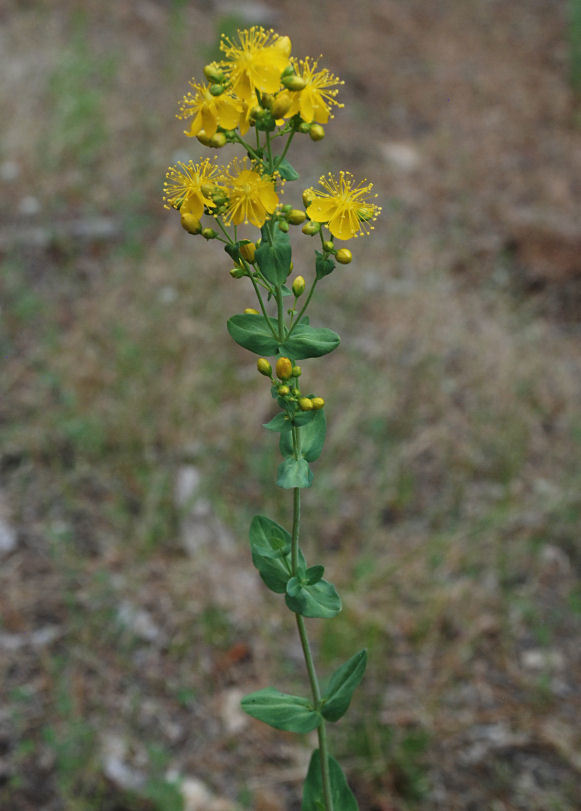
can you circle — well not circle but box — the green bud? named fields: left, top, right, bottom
left=291, top=387, right=300, bottom=397
left=275, top=357, right=293, bottom=380
left=287, top=209, right=306, bottom=225
left=282, top=75, right=307, bottom=91
left=336, top=248, right=353, bottom=264
left=239, top=241, right=256, bottom=262
left=302, top=221, right=321, bottom=236
left=309, top=124, right=325, bottom=141
left=210, top=83, right=225, bottom=96
left=281, top=65, right=295, bottom=78
left=257, top=358, right=272, bottom=376
left=292, top=275, right=306, bottom=297
left=196, top=130, right=212, bottom=146
left=291, top=365, right=302, bottom=377
left=230, top=266, right=246, bottom=278
left=282, top=204, right=293, bottom=214
left=244, top=308, right=259, bottom=315
left=323, top=240, right=335, bottom=253
left=312, top=397, right=325, bottom=410
left=209, top=132, right=227, bottom=148
left=298, top=122, right=311, bottom=134
left=204, top=64, right=225, bottom=83
left=278, top=385, right=290, bottom=396
left=278, top=220, right=289, bottom=233
left=202, top=227, right=217, bottom=240
left=299, top=397, right=314, bottom=411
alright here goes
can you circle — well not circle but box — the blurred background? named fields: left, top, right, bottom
left=1, top=1, right=581, bottom=809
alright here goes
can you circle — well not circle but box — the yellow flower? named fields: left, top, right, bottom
left=178, top=81, right=241, bottom=138
left=221, top=157, right=280, bottom=227
left=285, top=57, right=343, bottom=124
left=305, top=171, right=381, bottom=241
left=163, top=157, right=221, bottom=218
left=220, top=27, right=291, bottom=104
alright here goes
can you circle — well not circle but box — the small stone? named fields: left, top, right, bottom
left=18, top=196, right=41, bottom=216
left=0, top=517, right=17, bottom=556
left=117, top=601, right=161, bottom=643
left=101, top=734, right=145, bottom=792
left=380, top=141, right=420, bottom=171
left=521, top=649, right=565, bottom=671
left=218, top=687, right=248, bottom=735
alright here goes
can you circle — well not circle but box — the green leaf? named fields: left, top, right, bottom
left=227, top=314, right=279, bottom=356
left=276, top=158, right=300, bottom=181
left=241, top=688, right=321, bottom=733
left=281, top=323, right=340, bottom=360
left=279, top=409, right=326, bottom=462
left=263, top=412, right=293, bottom=432
left=249, top=515, right=291, bottom=558
left=256, top=225, right=291, bottom=286
left=293, top=410, right=318, bottom=427
left=315, top=250, right=336, bottom=280
left=277, top=457, right=313, bottom=489
left=302, top=750, right=359, bottom=810
left=224, top=242, right=241, bottom=264
left=305, top=565, right=325, bottom=584
left=321, top=650, right=368, bottom=722
left=285, top=577, right=342, bottom=618
left=251, top=549, right=291, bottom=593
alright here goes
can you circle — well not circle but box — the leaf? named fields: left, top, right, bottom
left=302, top=750, right=359, bottom=811
left=249, top=515, right=291, bottom=558
left=279, top=409, right=326, bottom=462
left=241, top=688, right=321, bottom=733
left=224, top=242, right=241, bottom=264
left=256, top=225, right=292, bottom=286
left=276, top=158, right=300, bottom=180
left=293, top=410, right=318, bottom=427
left=321, top=650, right=368, bottom=722
left=305, top=565, right=325, bottom=585
left=277, top=457, right=313, bottom=489
left=315, top=250, right=336, bottom=280
left=285, top=577, right=342, bottom=619
left=263, top=412, right=293, bottom=432
left=227, top=314, right=279, bottom=356
left=281, top=323, right=340, bottom=360
left=251, top=549, right=291, bottom=593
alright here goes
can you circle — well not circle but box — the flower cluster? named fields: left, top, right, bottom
left=163, top=26, right=381, bottom=241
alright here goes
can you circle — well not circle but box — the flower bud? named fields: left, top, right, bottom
left=244, top=308, right=259, bottom=315
left=312, top=397, right=325, bottom=410
left=299, top=397, right=314, bottom=411
left=271, top=94, right=292, bottom=119
left=196, top=130, right=212, bottom=146
left=298, top=121, right=311, bottom=134
left=261, top=93, right=275, bottom=109
left=274, top=36, right=292, bottom=59
left=291, top=387, right=300, bottom=396
left=292, top=275, right=306, bottom=297
left=275, top=357, right=293, bottom=380
left=282, top=203, right=293, bottom=213
left=287, top=209, right=306, bottom=225
left=291, top=365, right=302, bottom=377
left=302, top=221, right=321, bottom=236
left=282, top=74, right=307, bottom=91
left=309, top=124, right=325, bottom=141
left=204, top=63, right=225, bottom=83
left=281, top=65, right=295, bottom=78
left=180, top=212, right=202, bottom=234
left=202, top=227, right=217, bottom=240
left=278, top=385, right=290, bottom=396
left=323, top=240, right=335, bottom=253
left=248, top=106, right=262, bottom=125
left=302, top=189, right=315, bottom=207
left=278, top=220, right=289, bottom=233
left=336, top=248, right=353, bottom=264
left=257, top=358, right=272, bottom=376
left=230, top=266, right=246, bottom=278
left=239, top=241, right=256, bottom=262
left=210, top=131, right=227, bottom=148
left=210, top=83, right=225, bottom=96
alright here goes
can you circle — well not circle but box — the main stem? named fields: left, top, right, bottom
left=291, top=433, right=334, bottom=811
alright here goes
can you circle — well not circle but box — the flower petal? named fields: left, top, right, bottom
left=306, top=197, right=337, bottom=223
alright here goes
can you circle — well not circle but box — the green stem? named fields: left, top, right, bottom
left=275, top=286, right=285, bottom=342
left=290, top=434, right=334, bottom=811
left=288, top=278, right=318, bottom=336
left=275, top=128, right=296, bottom=167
